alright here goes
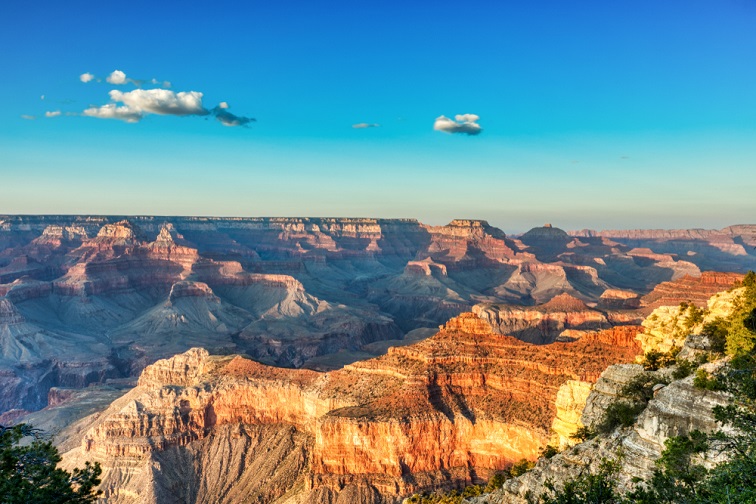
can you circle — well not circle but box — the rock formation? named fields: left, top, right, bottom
left=1, top=215, right=752, bottom=421
left=473, top=294, right=611, bottom=344
left=60, top=313, right=642, bottom=503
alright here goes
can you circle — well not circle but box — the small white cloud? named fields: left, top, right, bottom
left=218, top=101, right=229, bottom=109
left=434, top=114, right=482, bottom=135
left=40, top=95, right=45, bottom=100
left=352, top=123, right=380, bottom=129
left=21, top=114, right=36, bottom=120
left=162, top=81, right=171, bottom=88
left=106, top=70, right=128, bottom=85
left=80, top=72, right=95, bottom=83
left=45, top=110, right=61, bottom=118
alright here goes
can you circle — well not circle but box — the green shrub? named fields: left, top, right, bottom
left=540, top=445, right=559, bottom=459
left=597, top=401, right=645, bottom=433
left=570, top=426, right=596, bottom=442
left=672, top=359, right=695, bottom=379
left=484, top=472, right=510, bottom=492
left=702, top=318, right=728, bottom=353
left=693, top=369, right=725, bottom=391
left=620, top=373, right=669, bottom=403
left=0, top=424, right=102, bottom=504
left=535, top=459, right=620, bottom=504
left=641, top=348, right=678, bottom=371
left=510, top=459, right=536, bottom=477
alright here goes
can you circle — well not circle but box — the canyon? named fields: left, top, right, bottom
left=0, top=216, right=753, bottom=502
left=1, top=216, right=753, bottom=416
left=58, top=314, right=643, bottom=503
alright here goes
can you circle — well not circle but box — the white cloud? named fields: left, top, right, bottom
left=40, top=95, right=45, bottom=100
left=21, top=114, right=36, bottom=120
left=76, top=72, right=253, bottom=127
left=82, top=89, right=213, bottom=123
left=106, top=70, right=128, bottom=85
left=454, top=113, right=479, bottom=123
left=109, top=89, right=207, bottom=116
left=80, top=72, right=95, bottom=83
left=352, top=123, right=380, bottom=129
left=82, top=103, right=143, bottom=123
left=45, top=110, right=61, bottom=118
left=433, top=114, right=482, bottom=135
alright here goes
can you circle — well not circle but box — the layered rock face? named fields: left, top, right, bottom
left=1, top=215, right=752, bottom=415
left=473, top=294, right=611, bottom=344
left=61, top=313, right=642, bottom=503
left=570, top=226, right=756, bottom=272
left=640, top=271, right=744, bottom=309
left=471, top=364, right=731, bottom=504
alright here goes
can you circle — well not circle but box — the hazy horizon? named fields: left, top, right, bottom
left=1, top=212, right=753, bottom=236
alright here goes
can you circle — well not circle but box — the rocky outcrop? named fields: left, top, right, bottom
left=61, top=313, right=642, bottom=503
left=598, top=289, right=640, bottom=310
left=471, top=364, right=731, bottom=504
left=550, top=380, right=592, bottom=449
left=473, top=294, right=611, bottom=344
left=640, top=271, right=744, bottom=309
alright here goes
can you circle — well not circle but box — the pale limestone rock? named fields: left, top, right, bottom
left=580, top=364, right=647, bottom=429
left=703, top=287, right=744, bottom=325
left=550, top=380, right=592, bottom=449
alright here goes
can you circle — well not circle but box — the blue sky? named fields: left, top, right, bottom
left=1, top=0, right=754, bottom=232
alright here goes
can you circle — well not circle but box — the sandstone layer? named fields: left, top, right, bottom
left=61, top=313, right=642, bottom=503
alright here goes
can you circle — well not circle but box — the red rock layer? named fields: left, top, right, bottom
left=79, top=314, right=642, bottom=500
left=641, top=271, right=744, bottom=309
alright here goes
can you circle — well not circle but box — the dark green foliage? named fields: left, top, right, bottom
left=725, top=271, right=756, bottom=355
left=597, top=402, right=645, bottom=433
left=595, top=373, right=670, bottom=434
left=671, top=359, right=695, bottom=380
left=641, top=348, right=678, bottom=371
left=510, top=458, right=536, bottom=477
left=682, top=303, right=704, bottom=331
left=710, top=353, right=756, bottom=451
left=697, top=449, right=756, bottom=503
left=620, top=373, right=669, bottom=403
left=701, top=318, right=728, bottom=353
left=692, top=369, right=725, bottom=391
left=570, top=426, right=596, bottom=442
left=534, top=459, right=621, bottom=504
left=484, top=472, right=510, bottom=492
left=745, top=308, right=756, bottom=333
left=540, top=445, right=559, bottom=459
left=672, top=353, right=708, bottom=380
left=626, top=431, right=708, bottom=503
left=0, top=424, right=102, bottom=504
